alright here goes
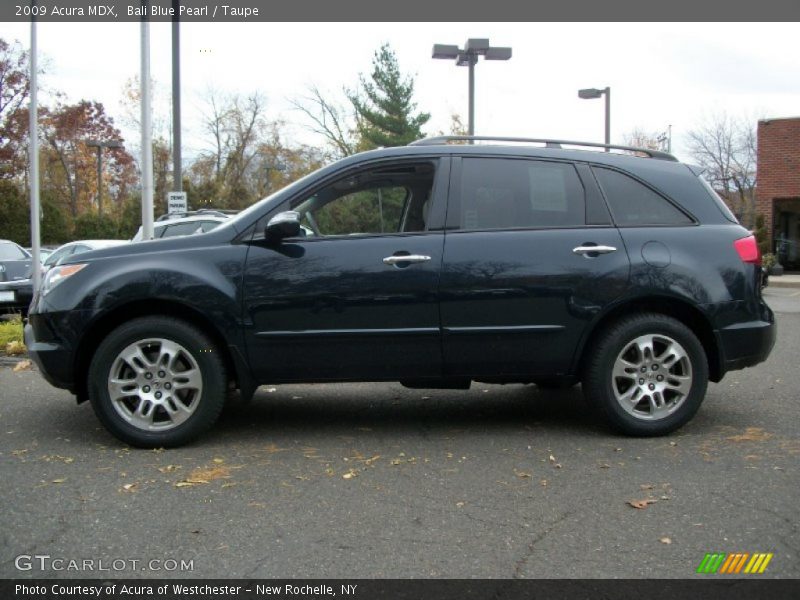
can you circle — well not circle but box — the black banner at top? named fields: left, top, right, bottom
left=3, top=0, right=800, bottom=22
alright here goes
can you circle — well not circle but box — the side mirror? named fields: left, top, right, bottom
left=265, top=211, right=301, bottom=243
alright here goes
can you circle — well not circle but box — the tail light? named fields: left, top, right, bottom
left=734, top=234, right=761, bottom=265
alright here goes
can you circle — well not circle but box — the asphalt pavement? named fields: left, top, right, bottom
left=1, top=288, right=798, bottom=579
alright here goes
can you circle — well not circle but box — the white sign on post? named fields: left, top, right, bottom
left=167, top=191, right=188, bottom=215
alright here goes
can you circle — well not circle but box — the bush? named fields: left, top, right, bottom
left=754, top=214, right=771, bottom=256
left=72, top=212, right=120, bottom=239
left=762, top=253, right=777, bottom=271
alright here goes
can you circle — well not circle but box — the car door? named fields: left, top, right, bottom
left=242, top=158, right=449, bottom=382
left=439, top=156, right=630, bottom=378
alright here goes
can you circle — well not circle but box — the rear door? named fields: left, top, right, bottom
left=440, top=156, right=630, bottom=378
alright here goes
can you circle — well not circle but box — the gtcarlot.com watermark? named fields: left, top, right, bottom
left=14, top=554, right=194, bottom=573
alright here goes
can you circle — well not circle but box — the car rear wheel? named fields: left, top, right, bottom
left=583, top=313, right=708, bottom=436
left=88, top=317, right=226, bottom=448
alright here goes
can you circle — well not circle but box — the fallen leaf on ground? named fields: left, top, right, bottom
left=456, top=501, right=465, bottom=507
left=13, top=360, right=32, bottom=372
left=51, top=478, right=66, bottom=484
left=157, top=464, right=180, bottom=473
left=628, top=499, right=657, bottom=509
left=6, top=341, right=26, bottom=355
left=342, top=469, right=358, bottom=480
left=514, top=469, right=532, bottom=479
left=212, top=458, right=225, bottom=464
left=640, top=484, right=655, bottom=490
left=174, top=481, right=198, bottom=488
left=659, top=537, right=672, bottom=544
left=187, top=465, right=230, bottom=482
left=263, top=443, right=287, bottom=454
left=121, top=483, right=137, bottom=493
left=727, top=427, right=772, bottom=442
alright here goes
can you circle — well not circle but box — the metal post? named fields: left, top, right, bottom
left=604, top=87, right=611, bottom=151
left=467, top=56, right=475, bottom=136
left=171, top=0, right=182, bottom=192
left=28, top=14, right=41, bottom=294
left=95, top=145, right=103, bottom=217
left=140, top=13, right=154, bottom=239
left=667, top=124, right=672, bottom=153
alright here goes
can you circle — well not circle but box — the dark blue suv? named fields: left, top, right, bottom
left=25, top=136, right=776, bottom=447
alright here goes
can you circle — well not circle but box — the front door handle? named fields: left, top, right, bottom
left=382, top=254, right=432, bottom=265
left=573, top=245, right=617, bottom=256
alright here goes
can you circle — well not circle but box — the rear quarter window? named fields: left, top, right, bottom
left=593, top=167, right=693, bottom=226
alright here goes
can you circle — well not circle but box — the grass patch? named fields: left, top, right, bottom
left=0, top=317, right=25, bottom=355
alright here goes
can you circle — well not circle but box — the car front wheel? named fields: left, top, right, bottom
left=88, top=316, right=226, bottom=448
left=583, top=313, right=708, bottom=436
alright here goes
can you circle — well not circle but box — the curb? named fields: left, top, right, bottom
left=767, top=278, right=800, bottom=289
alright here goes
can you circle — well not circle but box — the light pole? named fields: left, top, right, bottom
left=578, top=87, right=611, bottom=150
left=86, top=140, right=123, bottom=217
left=432, top=39, right=512, bottom=136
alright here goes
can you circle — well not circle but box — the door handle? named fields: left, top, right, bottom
left=382, top=254, right=432, bottom=265
left=573, top=245, right=617, bottom=256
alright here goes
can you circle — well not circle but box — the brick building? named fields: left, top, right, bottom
left=756, top=116, right=800, bottom=270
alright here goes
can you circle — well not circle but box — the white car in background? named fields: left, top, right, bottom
left=131, top=212, right=233, bottom=242
left=43, top=240, right=128, bottom=272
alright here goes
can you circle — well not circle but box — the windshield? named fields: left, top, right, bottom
left=0, top=242, right=28, bottom=260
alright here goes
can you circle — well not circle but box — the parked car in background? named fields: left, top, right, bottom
left=131, top=214, right=231, bottom=242
left=26, top=247, right=56, bottom=263
left=26, top=136, right=775, bottom=447
left=43, top=240, right=128, bottom=273
left=0, top=240, right=33, bottom=314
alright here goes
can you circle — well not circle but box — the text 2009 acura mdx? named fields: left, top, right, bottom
left=25, top=137, right=776, bottom=447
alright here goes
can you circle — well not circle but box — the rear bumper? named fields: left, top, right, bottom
left=716, top=316, right=777, bottom=375
left=0, top=280, right=33, bottom=312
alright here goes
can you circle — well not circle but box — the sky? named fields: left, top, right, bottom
left=0, top=21, right=799, bottom=164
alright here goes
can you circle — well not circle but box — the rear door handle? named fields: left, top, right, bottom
left=383, top=254, right=431, bottom=265
left=573, top=245, right=617, bottom=256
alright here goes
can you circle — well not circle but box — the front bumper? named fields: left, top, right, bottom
left=24, top=318, right=77, bottom=393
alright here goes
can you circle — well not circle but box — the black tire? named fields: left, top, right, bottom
left=88, top=316, right=226, bottom=448
left=583, top=312, right=708, bottom=436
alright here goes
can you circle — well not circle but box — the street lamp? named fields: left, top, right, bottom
left=432, top=38, right=512, bottom=136
left=578, top=86, right=611, bottom=150
left=85, top=139, right=123, bottom=217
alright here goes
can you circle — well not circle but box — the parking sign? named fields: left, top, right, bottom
left=167, top=191, right=188, bottom=215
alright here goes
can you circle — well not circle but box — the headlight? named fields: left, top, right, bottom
left=42, top=263, right=88, bottom=295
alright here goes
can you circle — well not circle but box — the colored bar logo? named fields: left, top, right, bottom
left=696, top=553, right=773, bottom=574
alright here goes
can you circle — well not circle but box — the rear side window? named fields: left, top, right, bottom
left=460, top=158, right=585, bottom=230
left=593, top=167, right=692, bottom=226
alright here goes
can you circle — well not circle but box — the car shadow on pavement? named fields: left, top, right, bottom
left=210, top=383, right=608, bottom=443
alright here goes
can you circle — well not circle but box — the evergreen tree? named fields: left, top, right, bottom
left=349, top=44, right=430, bottom=149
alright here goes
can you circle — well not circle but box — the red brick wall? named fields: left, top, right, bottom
left=756, top=117, right=800, bottom=248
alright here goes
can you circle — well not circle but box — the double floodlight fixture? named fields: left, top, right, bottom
left=432, top=38, right=513, bottom=66
left=431, top=38, right=512, bottom=136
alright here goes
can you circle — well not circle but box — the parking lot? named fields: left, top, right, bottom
left=1, top=287, right=798, bottom=579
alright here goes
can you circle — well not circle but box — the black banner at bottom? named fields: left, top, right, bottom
left=3, top=579, right=800, bottom=600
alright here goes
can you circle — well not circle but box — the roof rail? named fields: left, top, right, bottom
left=408, top=135, right=678, bottom=161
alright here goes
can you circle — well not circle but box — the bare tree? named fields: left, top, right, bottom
left=623, top=127, right=666, bottom=151
left=687, top=113, right=757, bottom=227
left=289, top=85, right=357, bottom=159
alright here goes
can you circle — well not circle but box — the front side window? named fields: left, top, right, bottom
left=288, top=162, right=437, bottom=237
left=593, top=167, right=692, bottom=226
left=459, top=158, right=585, bottom=230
